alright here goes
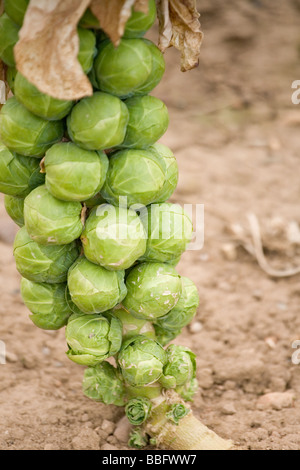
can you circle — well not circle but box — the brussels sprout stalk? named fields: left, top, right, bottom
left=142, top=391, right=233, bottom=451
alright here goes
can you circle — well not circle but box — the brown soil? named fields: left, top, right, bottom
left=1, top=0, right=300, bottom=451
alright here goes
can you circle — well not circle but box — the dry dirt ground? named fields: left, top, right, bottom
left=1, top=0, right=300, bottom=451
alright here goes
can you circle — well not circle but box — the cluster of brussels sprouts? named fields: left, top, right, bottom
left=0, top=0, right=200, bottom=441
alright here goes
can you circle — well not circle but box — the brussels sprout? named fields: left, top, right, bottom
left=123, top=262, right=182, bottom=320
left=156, top=277, right=199, bottom=332
left=4, top=0, right=29, bottom=26
left=134, top=39, right=165, bottom=96
left=162, top=345, right=196, bottom=388
left=154, top=324, right=181, bottom=347
left=67, top=257, right=127, bottom=314
left=0, top=142, right=45, bottom=197
left=0, top=13, right=19, bottom=66
left=6, top=66, right=17, bottom=93
left=65, top=312, right=123, bottom=366
left=166, top=404, right=190, bottom=425
left=101, top=148, right=166, bottom=208
left=44, top=142, right=109, bottom=202
left=94, top=39, right=154, bottom=99
left=141, top=203, right=193, bottom=263
left=4, top=195, right=24, bottom=227
left=81, top=204, right=146, bottom=271
left=113, top=306, right=156, bottom=341
left=84, top=192, right=106, bottom=209
left=176, top=378, right=199, bottom=402
left=118, top=335, right=167, bottom=386
left=121, top=96, right=169, bottom=149
left=20, top=278, right=71, bottom=330
left=125, top=397, right=152, bottom=425
left=67, top=92, right=129, bottom=151
left=83, top=362, right=126, bottom=406
left=79, top=8, right=100, bottom=29
left=0, top=97, right=64, bottom=157
left=24, top=185, right=83, bottom=245
left=14, top=73, right=74, bottom=121
left=77, top=27, right=97, bottom=74
left=128, top=430, right=149, bottom=449
left=151, top=143, right=178, bottom=202
left=124, top=0, right=156, bottom=39
left=14, top=226, right=79, bottom=284
left=166, top=255, right=181, bottom=267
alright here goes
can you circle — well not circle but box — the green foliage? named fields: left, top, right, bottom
left=166, top=404, right=190, bottom=425
left=4, top=0, right=29, bottom=26
left=0, top=13, right=19, bottom=66
left=125, top=397, right=152, bottom=425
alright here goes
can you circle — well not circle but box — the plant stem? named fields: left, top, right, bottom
left=144, top=391, right=233, bottom=450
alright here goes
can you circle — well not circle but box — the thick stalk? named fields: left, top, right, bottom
left=144, top=391, right=233, bottom=451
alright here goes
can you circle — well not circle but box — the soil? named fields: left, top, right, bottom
left=1, top=0, right=300, bottom=451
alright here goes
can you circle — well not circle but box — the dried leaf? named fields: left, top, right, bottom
left=157, top=0, right=203, bottom=71
left=14, top=0, right=93, bottom=101
left=134, top=0, right=151, bottom=14
left=90, top=0, right=136, bottom=46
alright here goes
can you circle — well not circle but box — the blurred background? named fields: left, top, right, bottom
left=1, top=0, right=300, bottom=450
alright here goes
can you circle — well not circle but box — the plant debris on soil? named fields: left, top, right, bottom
left=1, top=0, right=300, bottom=450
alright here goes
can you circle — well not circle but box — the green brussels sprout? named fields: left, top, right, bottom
left=84, top=192, right=106, bottom=209
left=123, top=0, right=156, bottom=39
left=125, top=397, right=152, bottom=425
left=0, top=13, right=19, bottom=66
left=151, top=143, right=178, bottom=202
left=134, top=39, right=165, bottom=96
left=4, top=0, right=29, bottom=26
left=123, top=262, right=182, bottom=320
left=81, top=204, right=147, bottom=271
left=14, top=226, right=79, bottom=284
left=176, top=377, right=199, bottom=402
left=101, top=148, right=166, bottom=208
left=20, top=277, right=71, bottom=330
left=162, top=345, right=196, bottom=388
left=65, top=312, right=123, bottom=366
left=121, top=95, right=169, bottom=149
left=24, top=185, right=83, bottom=245
left=0, top=142, right=45, bottom=197
left=0, top=97, right=64, bottom=157
left=94, top=39, right=161, bottom=99
left=128, top=430, right=149, bottom=449
left=141, top=203, right=193, bottom=263
left=156, top=277, right=199, bottom=332
left=166, top=255, right=181, bottom=267
left=4, top=194, right=24, bottom=227
left=67, top=257, right=127, bottom=314
left=77, top=27, right=97, bottom=74
left=79, top=8, right=101, bottom=29
left=166, top=404, right=190, bottom=425
left=154, top=324, right=181, bottom=347
left=118, top=335, right=167, bottom=386
left=6, top=66, right=17, bottom=93
left=113, top=306, right=156, bottom=341
left=83, top=362, right=126, bottom=406
left=14, top=73, right=74, bottom=121
left=67, top=92, right=129, bottom=151
left=44, top=142, right=108, bottom=202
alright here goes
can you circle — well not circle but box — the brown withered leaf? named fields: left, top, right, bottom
left=90, top=0, right=149, bottom=46
left=157, top=0, right=203, bottom=71
left=14, top=0, right=93, bottom=101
